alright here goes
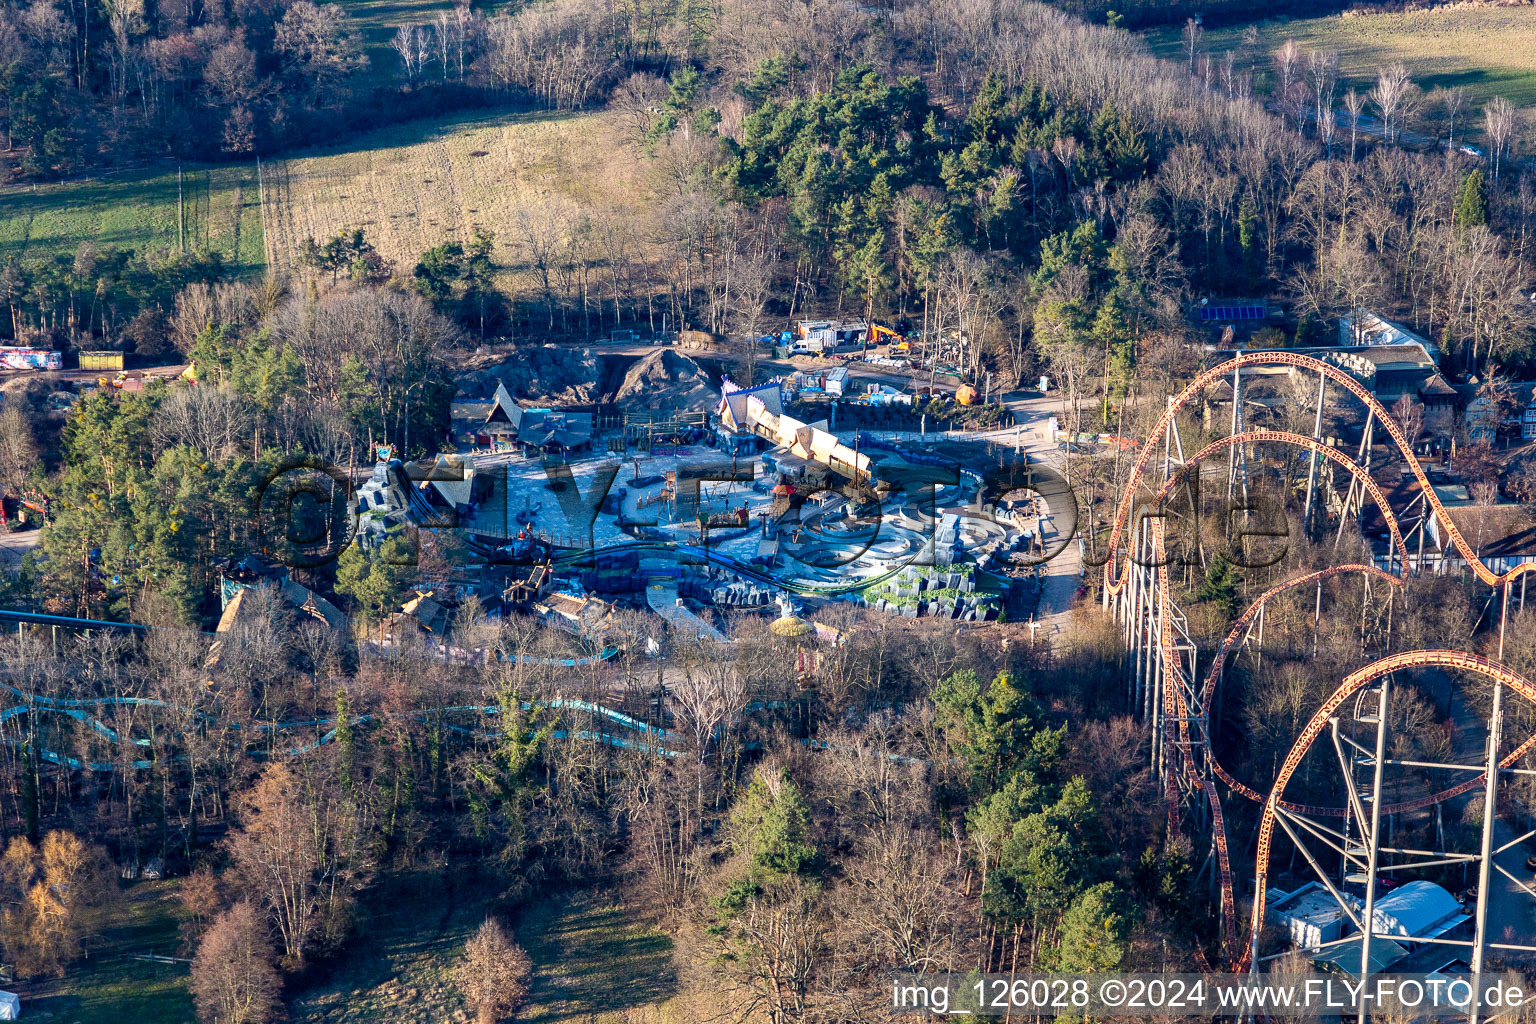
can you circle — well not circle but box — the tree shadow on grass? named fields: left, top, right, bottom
left=519, top=893, right=677, bottom=1023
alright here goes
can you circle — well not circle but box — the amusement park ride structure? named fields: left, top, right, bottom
left=1101, top=351, right=1536, bottom=1020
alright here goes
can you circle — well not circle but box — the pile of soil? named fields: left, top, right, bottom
left=611, top=348, right=715, bottom=411
left=458, top=345, right=603, bottom=406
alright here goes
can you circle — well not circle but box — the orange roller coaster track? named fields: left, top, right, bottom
left=1200, top=562, right=1536, bottom=818
left=1104, top=351, right=1536, bottom=597
left=1146, top=431, right=1411, bottom=571
left=1110, top=352, right=1536, bottom=974
left=1249, top=652, right=1536, bottom=969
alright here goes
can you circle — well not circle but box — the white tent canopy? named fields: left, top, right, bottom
left=0, top=989, right=20, bottom=1019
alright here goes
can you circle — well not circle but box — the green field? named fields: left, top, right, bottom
left=336, top=0, right=456, bottom=86
left=0, top=164, right=267, bottom=273
left=24, top=881, right=196, bottom=1024
left=517, top=890, right=678, bottom=1023
left=11, top=870, right=682, bottom=1024
left=285, top=869, right=481, bottom=1023
left=0, top=101, right=646, bottom=290
left=286, top=874, right=680, bottom=1024
left=1142, top=6, right=1536, bottom=138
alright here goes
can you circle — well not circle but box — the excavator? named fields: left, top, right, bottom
left=867, top=323, right=908, bottom=352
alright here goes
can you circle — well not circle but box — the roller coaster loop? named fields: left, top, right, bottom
left=1106, top=359, right=1536, bottom=971
left=1248, top=652, right=1536, bottom=970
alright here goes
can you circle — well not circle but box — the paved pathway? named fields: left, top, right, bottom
left=644, top=575, right=727, bottom=643
left=0, top=527, right=39, bottom=574
left=1009, top=397, right=1084, bottom=639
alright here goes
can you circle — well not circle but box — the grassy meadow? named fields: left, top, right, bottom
left=1142, top=5, right=1536, bottom=140
left=18, top=871, right=687, bottom=1024
left=259, top=108, right=653, bottom=283
left=335, top=0, right=459, bottom=86
left=0, top=164, right=267, bottom=273
left=286, top=877, right=684, bottom=1024
left=23, top=881, right=195, bottom=1024
left=0, top=106, right=651, bottom=294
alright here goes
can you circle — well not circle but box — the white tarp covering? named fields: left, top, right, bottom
left=1370, top=881, right=1469, bottom=943
left=0, top=989, right=21, bottom=1019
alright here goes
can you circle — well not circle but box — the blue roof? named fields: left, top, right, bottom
left=1200, top=305, right=1266, bottom=322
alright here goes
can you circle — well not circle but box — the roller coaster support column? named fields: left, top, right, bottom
left=1334, top=408, right=1375, bottom=551
left=1136, top=521, right=1148, bottom=721
left=1470, top=625, right=1505, bottom=1024
left=1129, top=518, right=1146, bottom=721
left=1129, top=519, right=1145, bottom=713
left=1356, top=679, right=1391, bottom=1024
left=1227, top=361, right=1240, bottom=503
left=1302, top=370, right=1326, bottom=537
left=1153, top=532, right=1167, bottom=784
left=1313, top=578, right=1324, bottom=656
left=1226, top=361, right=1251, bottom=509
left=1501, top=580, right=1510, bottom=663
left=1468, top=587, right=1514, bottom=1022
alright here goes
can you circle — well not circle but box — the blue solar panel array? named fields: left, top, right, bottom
left=1200, top=304, right=1266, bottom=322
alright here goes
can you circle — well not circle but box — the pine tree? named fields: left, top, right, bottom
left=1051, top=882, right=1127, bottom=972
left=1198, top=553, right=1242, bottom=618
left=334, top=686, right=355, bottom=794
left=335, top=535, right=414, bottom=623
left=731, top=768, right=818, bottom=876
left=1456, top=168, right=1489, bottom=231
left=1238, top=197, right=1259, bottom=289
left=935, top=669, right=1042, bottom=794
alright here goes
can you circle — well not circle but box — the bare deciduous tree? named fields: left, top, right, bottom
left=1306, top=49, right=1338, bottom=131
left=150, top=385, right=252, bottom=460
left=731, top=245, right=776, bottom=385
left=1273, top=39, right=1303, bottom=130
left=226, top=760, right=375, bottom=965
left=721, top=877, right=826, bottom=1023
left=672, top=641, right=748, bottom=813
left=1486, top=95, right=1516, bottom=182
left=609, top=72, right=667, bottom=150
left=454, top=917, right=533, bottom=1024
left=1432, top=85, right=1468, bottom=151
left=1392, top=394, right=1425, bottom=453
left=1369, top=62, right=1416, bottom=144
left=0, top=403, right=38, bottom=495
left=1182, top=17, right=1200, bottom=75
left=841, top=827, right=960, bottom=974
left=1344, top=88, right=1366, bottom=162
left=190, top=901, right=282, bottom=1024
left=0, top=831, right=115, bottom=978
left=481, top=0, right=620, bottom=110
left=392, top=24, right=423, bottom=82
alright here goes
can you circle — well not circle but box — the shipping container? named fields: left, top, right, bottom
left=0, top=347, right=62, bottom=371
left=79, top=350, right=125, bottom=371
